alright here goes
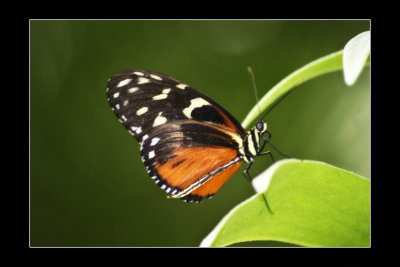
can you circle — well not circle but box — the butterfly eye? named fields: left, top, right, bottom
left=256, top=121, right=264, bottom=131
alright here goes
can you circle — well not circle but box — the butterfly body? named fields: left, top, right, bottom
left=107, top=69, right=268, bottom=203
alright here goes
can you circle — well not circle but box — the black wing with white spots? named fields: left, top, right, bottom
left=107, top=69, right=246, bottom=143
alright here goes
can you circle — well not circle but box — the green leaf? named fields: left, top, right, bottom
left=343, top=31, right=370, bottom=86
left=200, top=159, right=370, bottom=247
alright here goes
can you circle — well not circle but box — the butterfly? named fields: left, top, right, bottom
left=106, top=69, right=273, bottom=203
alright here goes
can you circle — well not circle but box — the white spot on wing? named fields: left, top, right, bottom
left=117, top=78, right=132, bottom=87
left=136, top=106, right=148, bottom=116
left=113, top=92, right=120, bottom=98
left=115, top=104, right=120, bottom=110
left=176, top=83, right=187, bottom=90
left=152, top=88, right=171, bottom=100
left=153, top=93, right=168, bottom=100
left=153, top=112, right=167, bottom=127
left=182, top=97, right=211, bottom=118
left=131, top=125, right=142, bottom=134
left=122, top=100, right=129, bottom=106
left=142, top=134, right=149, bottom=141
left=121, top=115, right=128, bottom=122
left=148, top=150, right=155, bottom=159
left=150, top=137, right=160, bottom=146
left=133, top=71, right=145, bottom=76
left=150, top=74, right=163, bottom=81
left=138, top=77, right=150, bottom=84
left=127, top=87, right=139, bottom=93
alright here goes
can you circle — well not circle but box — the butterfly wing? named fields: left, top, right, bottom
left=107, top=69, right=246, bottom=202
left=139, top=121, right=243, bottom=202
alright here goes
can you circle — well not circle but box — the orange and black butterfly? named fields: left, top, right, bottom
left=107, top=69, right=273, bottom=203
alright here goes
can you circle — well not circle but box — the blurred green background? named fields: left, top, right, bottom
left=30, top=20, right=370, bottom=247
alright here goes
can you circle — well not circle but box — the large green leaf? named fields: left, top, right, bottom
left=200, top=159, right=370, bottom=247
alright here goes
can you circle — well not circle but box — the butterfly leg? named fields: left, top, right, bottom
left=257, top=137, right=275, bottom=163
left=243, top=161, right=273, bottom=214
left=261, top=132, right=291, bottom=159
left=259, top=150, right=275, bottom=163
left=257, top=130, right=271, bottom=155
left=243, top=161, right=254, bottom=182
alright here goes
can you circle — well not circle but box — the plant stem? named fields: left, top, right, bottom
left=241, top=50, right=370, bottom=129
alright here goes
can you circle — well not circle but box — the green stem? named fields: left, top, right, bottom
left=241, top=50, right=370, bottom=129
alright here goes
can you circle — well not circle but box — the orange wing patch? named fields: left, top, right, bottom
left=189, top=160, right=241, bottom=198
left=155, top=146, right=240, bottom=200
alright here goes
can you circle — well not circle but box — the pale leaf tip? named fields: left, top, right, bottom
left=252, top=159, right=295, bottom=194
left=343, top=31, right=370, bottom=86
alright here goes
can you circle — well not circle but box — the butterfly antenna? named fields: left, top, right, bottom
left=247, top=67, right=262, bottom=122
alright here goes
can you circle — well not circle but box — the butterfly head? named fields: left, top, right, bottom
left=253, top=120, right=270, bottom=142
left=241, top=121, right=269, bottom=163
left=255, top=121, right=267, bottom=134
